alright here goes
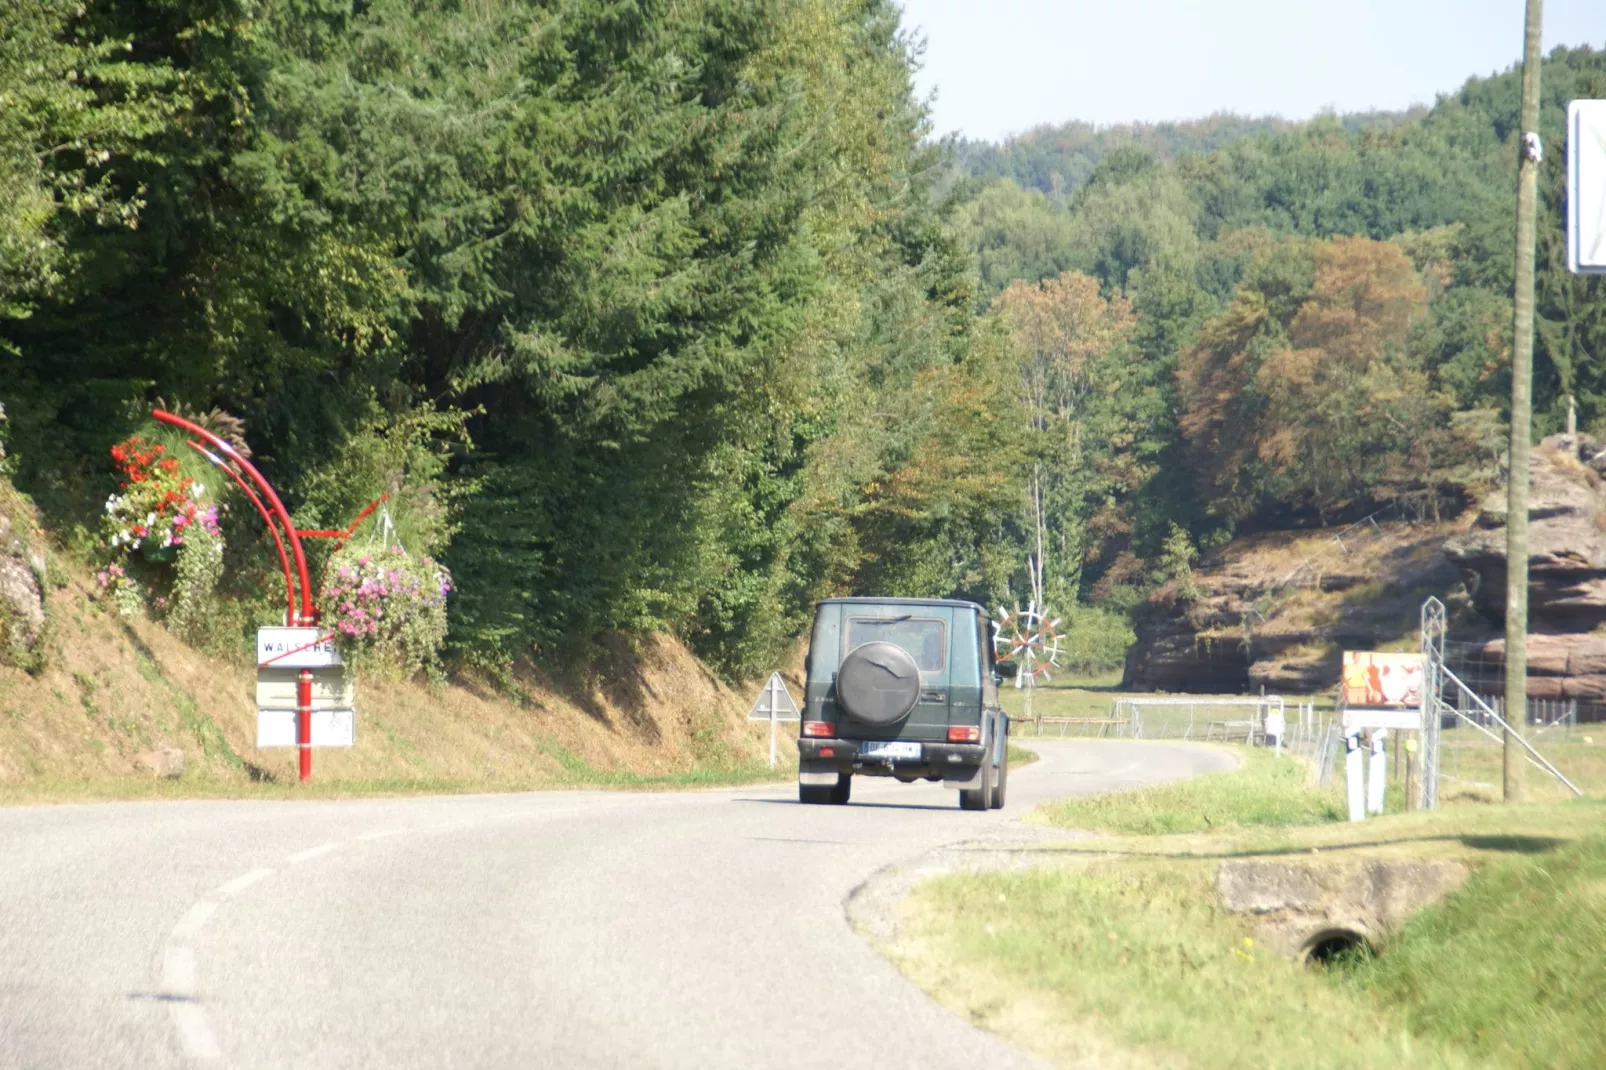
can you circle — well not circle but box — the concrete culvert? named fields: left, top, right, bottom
left=1301, top=928, right=1373, bottom=968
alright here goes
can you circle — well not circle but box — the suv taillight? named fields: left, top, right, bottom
left=802, top=721, right=835, bottom=738
left=947, top=725, right=981, bottom=743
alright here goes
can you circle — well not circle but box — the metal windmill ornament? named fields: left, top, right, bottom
left=993, top=603, right=1062, bottom=688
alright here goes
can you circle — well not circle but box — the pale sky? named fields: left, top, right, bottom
left=899, top=1, right=1606, bottom=143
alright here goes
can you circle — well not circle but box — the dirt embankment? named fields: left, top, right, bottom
left=0, top=481, right=786, bottom=794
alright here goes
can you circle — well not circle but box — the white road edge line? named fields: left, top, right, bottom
left=169, top=1002, right=223, bottom=1061
left=170, top=900, right=219, bottom=942
left=356, top=827, right=408, bottom=841
left=286, top=842, right=341, bottom=864
left=215, top=867, right=275, bottom=896
left=161, top=946, right=197, bottom=997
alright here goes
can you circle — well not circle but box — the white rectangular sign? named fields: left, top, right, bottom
left=1342, top=707, right=1424, bottom=733
left=255, top=667, right=355, bottom=711
left=1569, top=100, right=1606, bottom=274
left=256, top=627, right=341, bottom=669
left=257, top=708, right=356, bottom=748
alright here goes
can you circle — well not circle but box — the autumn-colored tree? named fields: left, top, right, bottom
left=1180, top=236, right=1439, bottom=523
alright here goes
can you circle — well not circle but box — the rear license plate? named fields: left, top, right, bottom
left=858, top=741, right=922, bottom=761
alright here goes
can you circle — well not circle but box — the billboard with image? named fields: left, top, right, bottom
left=1341, top=651, right=1423, bottom=709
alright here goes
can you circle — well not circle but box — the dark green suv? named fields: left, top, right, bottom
left=796, top=597, right=1008, bottom=810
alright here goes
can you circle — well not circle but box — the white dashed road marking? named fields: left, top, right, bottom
left=169, top=1003, right=223, bottom=1061
left=169, top=900, right=219, bottom=942
left=161, top=946, right=197, bottom=996
left=285, top=842, right=341, bottom=864
left=215, top=867, right=275, bottom=897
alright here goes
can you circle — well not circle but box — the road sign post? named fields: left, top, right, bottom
left=298, top=668, right=313, bottom=781
left=153, top=408, right=385, bottom=782
left=747, top=672, right=801, bottom=767
left=256, top=626, right=355, bottom=760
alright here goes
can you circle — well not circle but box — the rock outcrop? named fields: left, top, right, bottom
left=1443, top=433, right=1606, bottom=700
left=1125, top=432, right=1606, bottom=699
left=1123, top=521, right=1461, bottom=693
left=0, top=486, right=47, bottom=668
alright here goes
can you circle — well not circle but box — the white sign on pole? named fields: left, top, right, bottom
left=1342, top=707, right=1423, bottom=732
left=1568, top=100, right=1606, bottom=275
left=255, top=667, right=354, bottom=710
left=256, top=708, right=356, bottom=748
left=256, top=627, right=341, bottom=669
left=746, top=672, right=801, bottom=721
left=748, top=672, right=801, bottom=770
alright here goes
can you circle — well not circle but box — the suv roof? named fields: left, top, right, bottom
left=816, top=596, right=987, bottom=613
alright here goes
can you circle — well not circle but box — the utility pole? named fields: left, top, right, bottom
left=1504, top=0, right=1544, bottom=804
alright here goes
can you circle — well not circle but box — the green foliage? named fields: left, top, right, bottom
left=1054, top=605, right=1135, bottom=675
left=1154, top=523, right=1199, bottom=603
left=3, top=5, right=1601, bottom=687
left=1334, top=833, right=1606, bottom=1070
left=165, top=522, right=225, bottom=645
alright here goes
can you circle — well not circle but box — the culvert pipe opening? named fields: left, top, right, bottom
left=1302, top=928, right=1372, bottom=967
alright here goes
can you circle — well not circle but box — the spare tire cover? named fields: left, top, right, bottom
left=836, top=641, right=921, bottom=725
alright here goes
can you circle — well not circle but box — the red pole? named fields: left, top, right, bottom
left=297, top=667, right=313, bottom=783
left=151, top=410, right=316, bottom=624
left=186, top=441, right=298, bottom=626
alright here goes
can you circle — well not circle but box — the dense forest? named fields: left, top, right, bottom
left=1, top=2, right=1602, bottom=680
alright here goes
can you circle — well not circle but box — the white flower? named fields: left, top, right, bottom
left=145, top=512, right=157, bottom=526
left=194, top=483, right=205, bottom=497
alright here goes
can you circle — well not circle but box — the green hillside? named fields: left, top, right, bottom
left=1, top=2, right=1602, bottom=686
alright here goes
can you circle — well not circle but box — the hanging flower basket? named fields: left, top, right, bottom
left=321, top=542, right=452, bottom=675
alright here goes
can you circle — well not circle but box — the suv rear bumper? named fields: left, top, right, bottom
left=797, top=737, right=986, bottom=784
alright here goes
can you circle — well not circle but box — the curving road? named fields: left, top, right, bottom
left=0, top=740, right=1231, bottom=1069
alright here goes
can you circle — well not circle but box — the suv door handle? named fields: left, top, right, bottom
left=920, top=690, right=946, bottom=702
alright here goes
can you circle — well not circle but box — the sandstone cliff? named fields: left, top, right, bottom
left=1123, top=518, right=1462, bottom=694
left=1126, top=432, right=1606, bottom=699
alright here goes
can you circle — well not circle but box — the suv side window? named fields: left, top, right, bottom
left=978, top=614, right=999, bottom=706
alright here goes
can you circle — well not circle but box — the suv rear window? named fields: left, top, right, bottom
left=844, top=616, right=946, bottom=672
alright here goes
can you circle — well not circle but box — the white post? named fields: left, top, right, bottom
left=1367, top=729, right=1388, bottom=815
left=1345, top=731, right=1366, bottom=822
left=768, top=675, right=778, bottom=769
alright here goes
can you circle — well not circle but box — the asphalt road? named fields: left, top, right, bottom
left=0, top=740, right=1232, bottom=1069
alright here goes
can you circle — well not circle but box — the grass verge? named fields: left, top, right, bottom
left=887, top=746, right=1606, bottom=1069
left=1031, top=745, right=1342, bottom=834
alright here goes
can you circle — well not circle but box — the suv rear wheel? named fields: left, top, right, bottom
left=799, top=774, right=852, bottom=806
left=958, top=756, right=992, bottom=811
left=989, top=749, right=1008, bottom=809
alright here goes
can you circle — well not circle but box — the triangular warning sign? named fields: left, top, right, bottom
left=747, top=672, right=801, bottom=721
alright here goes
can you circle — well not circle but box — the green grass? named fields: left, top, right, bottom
left=1031, top=746, right=1344, bottom=834
left=890, top=744, right=1606, bottom=1069
left=903, top=861, right=1479, bottom=1069
left=1332, top=834, right=1606, bottom=1070
left=1006, top=741, right=1038, bottom=766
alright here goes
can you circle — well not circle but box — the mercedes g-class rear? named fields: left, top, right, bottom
left=796, top=597, right=1009, bottom=810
